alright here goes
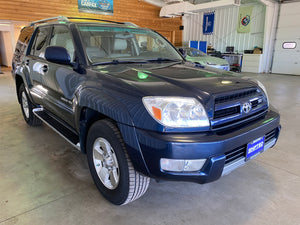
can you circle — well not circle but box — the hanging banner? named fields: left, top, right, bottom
left=237, top=6, right=253, bottom=33
left=78, top=0, right=113, bottom=15
left=203, top=11, right=215, bottom=35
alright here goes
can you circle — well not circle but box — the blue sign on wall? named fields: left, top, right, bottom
left=203, top=11, right=215, bottom=35
left=189, top=41, right=207, bottom=54
left=78, top=0, right=113, bottom=15
left=190, top=41, right=198, bottom=49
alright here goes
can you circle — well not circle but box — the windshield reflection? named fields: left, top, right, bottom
left=78, top=26, right=183, bottom=65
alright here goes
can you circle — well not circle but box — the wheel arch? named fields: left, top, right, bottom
left=75, top=88, right=134, bottom=154
left=76, top=88, right=150, bottom=176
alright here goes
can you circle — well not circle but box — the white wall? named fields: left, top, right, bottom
left=0, top=20, right=28, bottom=67
left=0, top=31, right=13, bottom=66
left=182, top=3, right=266, bottom=53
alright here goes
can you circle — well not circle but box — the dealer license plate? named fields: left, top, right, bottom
left=246, top=136, right=265, bottom=160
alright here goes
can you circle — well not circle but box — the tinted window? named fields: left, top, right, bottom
left=49, top=26, right=75, bottom=62
left=30, top=26, right=52, bottom=58
left=13, top=26, right=34, bottom=63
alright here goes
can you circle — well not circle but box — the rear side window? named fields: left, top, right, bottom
left=49, top=26, right=75, bottom=62
left=30, top=26, right=52, bottom=58
left=13, top=26, right=34, bottom=63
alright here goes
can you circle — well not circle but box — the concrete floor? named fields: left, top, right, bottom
left=0, top=68, right=300, bottom=225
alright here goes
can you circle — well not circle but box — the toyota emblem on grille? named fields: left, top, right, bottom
left=242, top=102, right=252, bottom=114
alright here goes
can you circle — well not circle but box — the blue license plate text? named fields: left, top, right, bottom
left=246, top=136, right=265, bottom=160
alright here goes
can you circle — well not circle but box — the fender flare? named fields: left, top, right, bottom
left=75, top=87, right=134, bottom=128
left=74, top=88, right=150, bottom=176
left=14, top=66, right=34, bottom=104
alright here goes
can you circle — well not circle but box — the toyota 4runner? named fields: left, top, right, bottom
left=12, top=16, right=281, bottom=205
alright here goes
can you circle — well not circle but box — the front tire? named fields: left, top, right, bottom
left=19, top=83, right=42, bottom=126
left=86, top=119, right=150, bottom=205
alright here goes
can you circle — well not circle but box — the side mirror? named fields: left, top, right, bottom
left=45, top=46, right=71, bottom=65
left=178, top=48, right=186, bottom=58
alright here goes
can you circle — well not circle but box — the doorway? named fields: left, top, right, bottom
left=272, top=2, right=300, bottom=75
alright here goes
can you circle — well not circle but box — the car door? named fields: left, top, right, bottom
left=26, top=25, right=52, bottom=106
left=41, top=25, right=82, bottom=128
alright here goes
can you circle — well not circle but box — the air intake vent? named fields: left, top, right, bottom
left=215, top=89, right=258, bottom=104
left=265, top=128, right=277, bottom=143
left=225, top=146, right=246, bottom=164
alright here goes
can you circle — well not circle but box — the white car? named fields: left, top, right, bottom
left=179, top=47, right=230, bottom=71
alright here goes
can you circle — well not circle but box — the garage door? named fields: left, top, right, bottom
left=272, top=2, right=300, bottom=75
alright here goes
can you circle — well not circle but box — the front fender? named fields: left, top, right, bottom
left=75, top=87, right=150, bottom=175
left=75, top=87, right=134, bottom=127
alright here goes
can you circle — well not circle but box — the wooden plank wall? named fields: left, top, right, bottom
left=0, top=0, right=182, bottom=45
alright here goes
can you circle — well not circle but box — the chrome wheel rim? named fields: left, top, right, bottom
left=21, top=91, right=29, bottom=119
left=93, top=137, right=119, bottom=190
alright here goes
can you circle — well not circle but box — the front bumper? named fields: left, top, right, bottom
left=134, top=109, right=280, bottom=184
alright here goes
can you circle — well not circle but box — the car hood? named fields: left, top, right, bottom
left=187, top=55, right=228, bottom=66
left=91, top=62, right=257, bottom=105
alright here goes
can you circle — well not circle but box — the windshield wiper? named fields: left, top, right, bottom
left=92, top=59, right=148, bottom=66
left=146, top=58, right=182, bottom=63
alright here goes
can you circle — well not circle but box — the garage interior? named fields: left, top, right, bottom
left=0, top=0, right=300, bottom=224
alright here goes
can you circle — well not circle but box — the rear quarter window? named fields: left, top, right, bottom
left=13, top=26, right=34, bottom=64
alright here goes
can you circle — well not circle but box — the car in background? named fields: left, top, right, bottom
left=178, top=47, right=230, bottom=71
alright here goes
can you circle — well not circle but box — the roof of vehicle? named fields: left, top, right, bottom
left=27, top=16, right=139, bottom=29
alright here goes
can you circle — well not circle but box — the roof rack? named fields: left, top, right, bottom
left=29, top=16, right=139, bottom=27
left=67, top=17, right=138, bottom=27
left=67, top=17, right=123, bottom=24
left=30, top=16, right=69, bottom=26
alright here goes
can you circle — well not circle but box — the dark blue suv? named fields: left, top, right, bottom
left=12, top=16, right=280, bottom=205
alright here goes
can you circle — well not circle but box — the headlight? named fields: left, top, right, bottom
left=142, top=97, right=210, bottom=128
left=206, top=62, right=217, bottom=65
left=256, top=80, right=269, bottom=106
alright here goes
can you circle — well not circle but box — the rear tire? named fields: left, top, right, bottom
left=86, top=119, right=150, bottom=205
left=19, top=83, right=42, bottom=126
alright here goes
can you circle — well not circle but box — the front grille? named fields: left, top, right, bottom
left=212, top=88, right=267, bottom=130
left=214, top=105, right=240, bottom=119
left=212, top=109, right=266, bottom=130
left=213, top=99, right=262, bottom=120
left=215, top=89, right=258, bottom=104
left=251, top=99, right=259, bottom=108
left=225, top=145, right=246, bottom=164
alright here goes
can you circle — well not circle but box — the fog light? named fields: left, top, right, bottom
left=160, top=158, right=206, bottom=172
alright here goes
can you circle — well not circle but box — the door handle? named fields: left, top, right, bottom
left=42, top=65, right=48, bottom=73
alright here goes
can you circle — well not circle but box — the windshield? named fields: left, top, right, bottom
left=78, top=25, right=183, bottom=64
left=186, top=48, right=207, bottom=57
